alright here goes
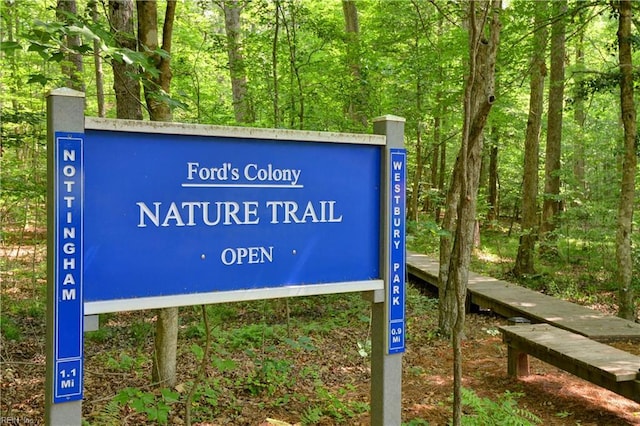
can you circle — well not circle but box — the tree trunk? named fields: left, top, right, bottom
left=279, top=2, right=304, bottom=129
left=409, top=123, right=424, bottom=221
left=222, top=0, right=253, bottom=123
left=272, top=1, right=280, bottom=127
left=430, top=17, right=445, bottom=219
left=513, top=1, right=547, bottom=277
left=486, top=126, right=498, bottom=224
left=572, top=7, right=586, bottom=195
left=56, top=0, right=84, bottom=92
left=439, top=1, right=500, bottom=342
left=342, top=0, right=367, bottom=128
left=436, top=116, right=447, bottom=222
left=615, top=0, right=637, bottom=321
left=137, top=0, right=179, bottom=388
left=429, top=116, right=440, bottom=214
left=447, top=3, right=501, bottom=424
left=438, top=151, right=462, bottom=335
left=109, top=0, right=143, bottom=120
left=540, top=0, right=566, bottom=243
left=89, top=0, right=105, bottom=117
left=137, top=0, right=175, bottom=122
left=281, top=2, right=296, bottom=129
left=152, top=306, right=179, bottom=387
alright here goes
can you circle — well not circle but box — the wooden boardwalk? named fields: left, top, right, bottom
left=499, top=323, right=640, bottom=403
left=407, top=251, right=640, bottom=343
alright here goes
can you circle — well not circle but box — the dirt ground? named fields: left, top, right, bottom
left=399, top=313, right=640, bottom=426
left=2, top=308, right=639, bottom=425
left=2, top=243, right=639, bottom=425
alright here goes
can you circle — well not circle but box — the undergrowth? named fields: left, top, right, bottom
left=459, top=388, right=542, bottom=426
left=406, top=216, right=629, bottom=312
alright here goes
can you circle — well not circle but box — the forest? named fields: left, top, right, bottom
left=1, top=0, right=639, bottom=425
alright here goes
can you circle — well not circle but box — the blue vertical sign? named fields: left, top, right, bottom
left=388, top=149, right=406, bottom=354
left=54, top=133, right=84, bottom=403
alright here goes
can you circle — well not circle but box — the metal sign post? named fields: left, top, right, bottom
left=370, top=115, right=406, bottom=426
left=45, top=88, right=85, bottom=425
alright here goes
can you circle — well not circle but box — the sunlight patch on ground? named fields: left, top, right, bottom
left=0, top=245, right=45, bottom=259
left=470, top=276, right=495, bottom=283
left=520, top=372, right=640, bottom=423
left=474, top=250, right=505, bottom=263
left=424, top=375, right=449, bottom=386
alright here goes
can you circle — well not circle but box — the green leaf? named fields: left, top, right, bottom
left=190, top=343, right=204, bottom=361
left=27, top=43, right=48, bottom=53
left=50, top=51, right=64, bottom=62
left=0, top=41, right=21, bottom=53
left=213, top=358, right=237, bottom=372
left=75, top=44, right=93, bottom=54
left=67, top=25, right=100, bottom=41
left=140, top=392, right=155, bottom=405
left=154, top=48, right=170, bottom=59
left=136, top=406, right=158, bottom=421
left=157, top=408, right=168, bottom=424
left=119, top=52, right=134, bottom=65
left=160, top=388, right=180, bottom=403
left=114, top=388, right=137, bottom=404
left=27, top=74, right=51, bottom=86
left=33, top=20, right=64, bottom=34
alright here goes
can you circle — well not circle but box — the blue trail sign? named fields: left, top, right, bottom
left=388, top=149, right=406, bottom=354
left=81, top=122, right=385, bottom=313
left=53, top=133, right=84, bottom=403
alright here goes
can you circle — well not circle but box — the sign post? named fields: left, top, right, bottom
left=45, top=88, right=85, bottom=425
left=370, top=115, right=406, bottom=426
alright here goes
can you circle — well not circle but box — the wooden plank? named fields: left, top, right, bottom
left=406, top=253, right=439, bottom=287
left=468, top=277, right=640, bottom=342
left=407, top=251, right=640, bottom=342
left=500, top=324, right=640, bottom=382
left=500, top=324, right=640, bottom=403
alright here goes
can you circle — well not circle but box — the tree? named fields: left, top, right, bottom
left=220, top=0, right=253, bottom=123
left=400, top=1, right=433, bottom=221
left=438, top=1, right=500, bottom=338
left=278, top=1, right=304, bottom=129
left=513, top=0, right=548, bottom=276
left=56, top=0, right=84, bottom=91
left=342, top=0, right=367, bottom=128
left=433, top=102, right=447, bottom=223
left=486, top=125, right=498, bottom=224
left=271, top=0, right=281, bottom=126
left=571, top=6, right=587, bottom=195
left=409, top=120, right=426, bottom=221
left=89, top=0, right=105, bottom=117
left=136, top=0, right=179, bottom=387
left=109, top=0, right=143, bottom=120
left=434, top=1, right=501, bottom=423
left=137, top=0, right=175, bottom=122
left=540, top=0, right=567, bottom=244
left=614, top=0, right=637, bottom=321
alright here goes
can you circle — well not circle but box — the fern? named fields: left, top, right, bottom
left=91, top=398, right=121, bottom=426
left=460, top=387, right=542, bottom=426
